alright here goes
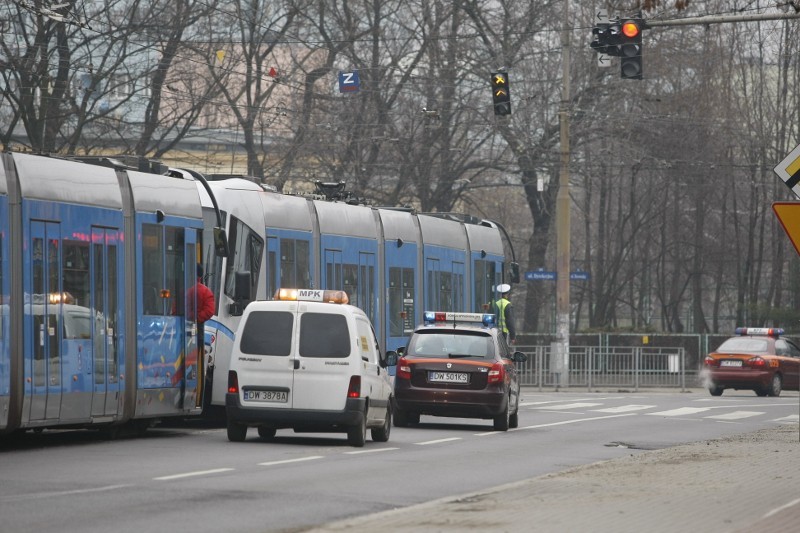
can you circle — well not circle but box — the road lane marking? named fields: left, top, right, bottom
left=475, top=413, right=638, bottom=436
left=0, top=485, right=131, bottom=502
left=344, top=447, right=399, bottom=455
left=647, top=407, right=710, bottom=417
left=763, top=497, right=800, bottom=518
left=414, top=437, right=461, bottom=445
left=591, top=405, right=655, bottom=413
left=705, top=411, right=763, bottom=420
left=530, top=402, right=603, bottom=410
left=774, top=414, right=799, bottom=423
left=258, top=456, right=324, bottom=467
left=154, top=468, right=234, bottom=481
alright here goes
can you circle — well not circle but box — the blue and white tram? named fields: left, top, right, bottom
left=0, top=153, right=205, bottom=437
left=193, top=178, right=515, bottom=408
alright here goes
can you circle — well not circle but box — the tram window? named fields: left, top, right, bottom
left=108, top=244, right=118, bottom=383
left=224, top=217, right=263, bottom=300
left=441, top=272, right=453, bottom=312
left=389, top=267, right=415, bottom=337
left=32, top=238, right=45, bottom=387
left=343, top=263, right=358, bottom=307
left=142, top=224, right=163, bottom=315
left=201, top=207, right=225, bottom=311
left=47, top=237, right=60, bottom=387
left=452, top=264, right=464, bottom=311
left=93, top=241, right=106, bottom=384
left=165, top=227, right=185, bottom=315
left=473, top=259, right=496, bottom=312
left=63, top=240, right=90, bottom=307
left=280, top=239, right=311, bottom=289
left=360, top=262, right=375, bottom=320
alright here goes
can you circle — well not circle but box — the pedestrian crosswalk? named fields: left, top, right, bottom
left=525, top=398, right=800, bottom=423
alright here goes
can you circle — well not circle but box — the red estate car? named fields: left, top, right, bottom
left=392, top=311, right=527, bottom=431
left=703, top=327, right=800, bottom=397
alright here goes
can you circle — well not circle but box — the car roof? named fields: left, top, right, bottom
left=413, top=324, right=496, bottom=335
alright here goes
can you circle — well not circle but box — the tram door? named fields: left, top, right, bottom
left=29, top=221, right=63, bottom=421
left=91, top=227, right=120, bottom=417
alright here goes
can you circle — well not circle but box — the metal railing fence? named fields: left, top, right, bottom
left=514, top=345, right=687, bottom=391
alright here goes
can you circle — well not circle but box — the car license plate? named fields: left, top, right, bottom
left=428, top=371, right=469, bottom=384
left=244, top=390, right=288, bottom=403
left=720, top=360, right=742, bottom=367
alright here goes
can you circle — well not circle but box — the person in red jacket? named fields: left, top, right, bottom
left=184, top=264, right=216, bottom=399
left=191, top=263, right=215, bottom=325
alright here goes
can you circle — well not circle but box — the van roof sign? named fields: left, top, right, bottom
left=274, top=288, right=349, bottom=304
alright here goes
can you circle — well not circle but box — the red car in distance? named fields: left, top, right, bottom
left=703, top=327, right=800, bottom=397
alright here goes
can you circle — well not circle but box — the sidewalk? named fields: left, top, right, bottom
left=308, top=423, right=800, bottom=533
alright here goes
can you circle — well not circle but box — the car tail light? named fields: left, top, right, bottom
left=348, top=376, right=361, bottom=398
left=747, top=356, right=767, bottom=369
left=228, top=371, right=239, bottom=394
left=704, top=356, right=719, bottom=367
left=488, top=362, right=505, bottom=383
left=397, top=357, right=412, bottom=380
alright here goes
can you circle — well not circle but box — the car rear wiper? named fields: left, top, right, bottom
left=447, top=353, right=474, bottom=358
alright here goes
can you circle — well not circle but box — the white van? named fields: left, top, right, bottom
left=225, top=289, right=393, bottom=446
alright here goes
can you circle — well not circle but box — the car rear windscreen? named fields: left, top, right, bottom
left=299, top=312, right=351, bottom=358
left=240, top=311, right=293, bottom=356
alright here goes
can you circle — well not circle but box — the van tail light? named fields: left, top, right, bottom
left=747, top=356, right=767, bottom=369
left=704, top=356, right=719, bottom=367
left=228, top=371, right=240, bottom=394
left=348, top=376, right=362, bottom=398
left=396, top=357, right=412, bottom=380
left=488, top=362, right=505, bottom=384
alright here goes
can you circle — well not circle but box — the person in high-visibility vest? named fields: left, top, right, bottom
left=494, top=284, right=516, bottom=345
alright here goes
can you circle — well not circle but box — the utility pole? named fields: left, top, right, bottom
left=553, top=0, right=571, bottom=388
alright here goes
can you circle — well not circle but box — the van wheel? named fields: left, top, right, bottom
left=371, top=404, right=392, bottom=442
left=348, top=416, right=367, bottom=447
left=257, top=427, right=276, bottom=440
left=227, top=421, right=247, bottom=442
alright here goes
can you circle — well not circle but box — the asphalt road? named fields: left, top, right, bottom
left=0, top=389, right=797, bottom=532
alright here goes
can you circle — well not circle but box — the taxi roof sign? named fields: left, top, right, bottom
left=774, top=143, right=800, bottom=198
left=772, top=202, right=800, bottom=256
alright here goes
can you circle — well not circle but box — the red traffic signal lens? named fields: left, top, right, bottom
left=621, top=21, right=640, bottom=39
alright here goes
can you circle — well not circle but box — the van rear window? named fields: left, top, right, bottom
left=299, top=313, right=350, bottom=358
left=240, top=311, right=293, bottom=356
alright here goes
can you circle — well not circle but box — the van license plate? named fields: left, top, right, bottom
left=244, top=390, right=288, bottom=403
left=428, top=371, right=469, bottom=384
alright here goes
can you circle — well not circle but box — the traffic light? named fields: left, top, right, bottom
left=619, top=18, right=643, bottom=80
left=490, top=72, right=511, bottom=116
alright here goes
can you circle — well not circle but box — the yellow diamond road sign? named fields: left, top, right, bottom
left=772, top=202, right=800, bottom=256
left=774, top=143, right=800, bottom=198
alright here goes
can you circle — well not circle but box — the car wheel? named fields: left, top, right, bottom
left=257, top=426, right=276, bottom=440
left=708, top=386, right=724, bottom=396
left=493, top=400, right=510, bottom=431
left=348, top=415, right=367, bottom=447
left=767, top=373, right=782, bottom=397
left=227, top=421, right=247, bottom=442
left=371, top=403, right=392, bottom=442
left=756, top=388, right=768, bottom=397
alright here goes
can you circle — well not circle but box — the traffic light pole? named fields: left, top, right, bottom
left=554, top=0, right=571, bottom=388
left=644, top=10, right=800, bottom=28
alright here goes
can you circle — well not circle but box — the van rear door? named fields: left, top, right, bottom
left=235, top=305, right=296, bottom=409
left=291, top=307, right=354, bottom=411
